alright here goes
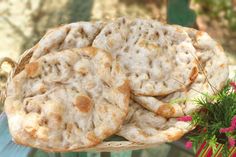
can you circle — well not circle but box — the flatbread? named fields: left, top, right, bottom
left=93, top=17, right=198, bottom=96
left=133, top=27, right=229, bottom=117
left=117, top=100, right=192, bottom=144
left=30, top=21, right=105, bottom=61
left=5, top=47, right=130, bottom=151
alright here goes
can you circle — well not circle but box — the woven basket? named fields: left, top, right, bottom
left=0, top=49, right=162, bottom=152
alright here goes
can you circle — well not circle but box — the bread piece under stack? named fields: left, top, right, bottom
left=117, top=100, right=192, bottom=144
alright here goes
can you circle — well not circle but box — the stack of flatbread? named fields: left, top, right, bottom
left=4, top=17, right=228, bottom=151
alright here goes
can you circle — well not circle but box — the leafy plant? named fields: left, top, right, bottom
left=186, top=80, right=236, bottom=157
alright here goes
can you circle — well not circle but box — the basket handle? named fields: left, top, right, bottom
left=0, top=57, right=17, bottom=70
left=0, top=57, right=17, bottom=104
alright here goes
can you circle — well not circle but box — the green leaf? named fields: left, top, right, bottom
left=208, top=135, right=217, bottom=154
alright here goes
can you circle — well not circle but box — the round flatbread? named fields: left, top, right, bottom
left=117, top=100, right=192, bottom=144
left=133, top=27, right=229, bottom=117
left=92, top=17, right=198, bottom=96
left=29, top=21, right=105, bottom=62
left=5, top=47, right=130, bottom=151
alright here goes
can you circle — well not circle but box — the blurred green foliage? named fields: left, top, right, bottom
left=194, top=0, right=236, bottom=30
left=167, top=0, right=196, bottom=27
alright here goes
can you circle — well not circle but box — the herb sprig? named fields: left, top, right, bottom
left=183, top=80, right=236, bottom=157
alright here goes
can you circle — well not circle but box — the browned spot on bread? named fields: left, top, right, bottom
left=156, top=104, right=175, bottom=118
left=103, top=129, right=113, bottom=137
left=176, top=27, right=183, bottom=33
left=135, top=91, right=171, bottom=97
left=39, top=85, right=47, bottom=93
left=118, top=80, right=130, bottom=94
left=148, top=43, right=161, bottom=51
left=189, top=66, right=198, bottom=82
left=13, top=135, right=30, bottom=146
left=104, top=62, right=111, bottom=68
left=115, top=118, right=123, bottom=126
left=105, top=52, right=113, bottom=62
left=138, top=39, right=160, bottom=51
left=66, top=123, right=73, bottom=133
left=112, top=112, right=117, bottom=118
left=98, top=105, right=108, bottom=113
left=80, top=47, right=98, bottom=57
left=138, top=130, right=149, bottom=137
left=75, top=95, right=92, bottom=113
left=24, top=126, right=37, bottom=138
left=78, top=67, right=88, bottom=75
left=107, top=39, right=115, bottom=48
left=43, top=47, right=50, bottom=54
left=220, top=64, right=225, bottom=68
left=112, top=111, right=124, bottom=125
left=36, top=127, right=49, bottom=141
left=117, top=80, right=130, bottom=104
left=87, top=131, right=100, bottom=144
left=179, top=86, right=189, bottom=93
left=166, top=130, right=184, bottom=141
left=53, top=114, right=62, bottom=122
left=25, top=62, right=40, bottom=78
left=115, top=63, right=121, bottom=72
left=86, top=81, right=96, bottom=89
left=196, top=31, right=204, bottom=39
left=150, top=32, right=159, bottom=40
left=48, top=114, right=62, bottom=129
left=38, top=116, right=47, bottom=126
left=138, top=39, right=147, bottom=47
left=216, top=43, right=224, bottom=51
